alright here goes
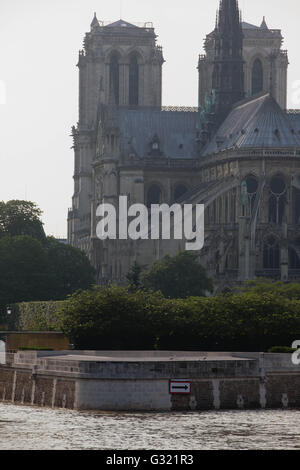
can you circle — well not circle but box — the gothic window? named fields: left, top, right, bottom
left=289, top=247, right=300, bottom=269
left=206, top=206, right=210, bottom=226
left=129, top=53, right=139, bottom=106
left=111, top=135, right=115, bottom=150
left=263, top=236, right=280, bottom=269
left=225, top=255, right=229, bottom=270
left=174, top=184, right=188, bottom=201
left=109, top=53, right=120, bottom=105
left=294, top=188, right=300, bottom=224
left=268, top=176, right=286, bottom=225
left=246, top=175, right=258, bottom=194
left=147, top=185, right=162, bottom=208
left=100, top=76, right=104, bottom=92
left=225, top=194, right=229, bottom=223
left=213, top=200, right=217, bottom=224
left=231, top=189, right=236, bottom=223
left=215, top=250, right=220, bottom=275
left=218, top=197, right=223, bottom=223
left=252, top=59, right=264, bottom=95
left=246, top=175, right=258, bottom=215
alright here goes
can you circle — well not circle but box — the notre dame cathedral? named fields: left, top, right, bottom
left=68, top=0, right=300, bottom=290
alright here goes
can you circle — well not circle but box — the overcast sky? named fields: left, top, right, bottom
left=0, top=0, right=300, bottom=237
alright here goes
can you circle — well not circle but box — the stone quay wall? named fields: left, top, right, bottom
left=0, top=351, right=299, bottom=411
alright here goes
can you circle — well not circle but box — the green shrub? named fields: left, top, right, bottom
left=19, top=347, right=54, bottom=351
left=57, top=286, right=300, bottom=352
left=268, top=346, right=296, bottom=353
left=8, top=301, right=64, bottom=331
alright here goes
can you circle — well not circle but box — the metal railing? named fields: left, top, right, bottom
left=162, top=106, right=198, bottom=112
left=98, top=20, right=154, bottom=29
left=255, top=270, right=281, bottom=280
left=121, top=158, right=199, bottom=168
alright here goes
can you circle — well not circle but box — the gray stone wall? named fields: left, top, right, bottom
left=0, top=351, right=300, bottom=412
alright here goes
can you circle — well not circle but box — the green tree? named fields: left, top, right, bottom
left=45, top=237, right=96, bottom=300
left=141, top=251, right=213, bottom=299
left=0, top=200, right=46, bottom=242
left=126, top=261, right=144, bottom=291
left=239, top=278, right=300, bottom=300
left=57, top=286, right=163, bottom=350
left=0, top=236, right=96, bottom=321
left=0, top=201, right=96, bottom=321
left=0, top=236, right=49, bottom=312
left=55, top=284, right=300, bottom=352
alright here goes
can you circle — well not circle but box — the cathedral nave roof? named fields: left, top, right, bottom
left=118, top=108, right=199, bottom=160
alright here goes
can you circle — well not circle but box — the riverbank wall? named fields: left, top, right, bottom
left=0, top=351, right=299, bottom=411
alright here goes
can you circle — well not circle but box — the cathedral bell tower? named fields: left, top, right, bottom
left=68, top=14, right=164, bottom=255
left=212, top=0, right=245, bottom=125
left=78, top=14, right=164, bottom=127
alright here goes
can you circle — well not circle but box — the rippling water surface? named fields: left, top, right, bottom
left=0, top=403, right=299, bottom=450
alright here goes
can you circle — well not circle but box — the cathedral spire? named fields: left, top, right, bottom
left=212, top=0, right=244, bottom=125
left=91, top=12, right=99, bottom=30
left=260, top=16, right=268, bottom=29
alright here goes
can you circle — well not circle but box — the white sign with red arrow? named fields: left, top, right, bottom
left=169, top=380, right=191, bottom=395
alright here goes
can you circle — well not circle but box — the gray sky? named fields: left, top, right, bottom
left=1, top=0, right=300, bottom=237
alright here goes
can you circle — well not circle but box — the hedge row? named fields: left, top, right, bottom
left=7, top=301, right=63, bottom=331
left=56, top=286, right=300, bottom=352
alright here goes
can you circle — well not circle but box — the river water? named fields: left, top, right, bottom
left=0, top=403, right=299, bottom=450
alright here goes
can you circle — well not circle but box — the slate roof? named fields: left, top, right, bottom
left=202, top=94, right=300, bottom=156
left=241, top=21, right=261, bottom=30
left=119, top=108, right=199, bottom=159
left=241, top=19, right=269, bottom=30
left=110, top=98, right=300, bottom=161
left=287, top=111, right=300, bottom=134
left=105, top=19, right=139, bottom=28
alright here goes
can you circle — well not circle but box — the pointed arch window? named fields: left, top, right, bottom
left=252, top=58, right=264, bottom=95
left=289, top=247, right=300, bottom=269
left=245, top=175, right=258, bottom=216
left=231, top=188, right=237, bottom=223
left=109, top=54, right=120, bottom=105
left=147, top=185, right=162, bottom=208
left=218, top=197, right=223, bottom=223
left=129, top=53, right=139, bottom=106
left=268, top=176, right=286, bottom=225
left=212, top=200, right=217, bottom=224
left=263, top=236, right=280, bottom=269
left=225, top=194, right=229, bottom=223
left=174, top=184, right=188, bottom=201
left=294, top=188, right=300, bottom=224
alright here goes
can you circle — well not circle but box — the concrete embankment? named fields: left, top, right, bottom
left=0, top=351, right=299, bottom=411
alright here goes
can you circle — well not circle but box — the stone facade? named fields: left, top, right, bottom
left=68, top=18, right=164, bottom=256
left=68, top=4, right=300, bottom=289
left=199, top=18, right=289, bottom=110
